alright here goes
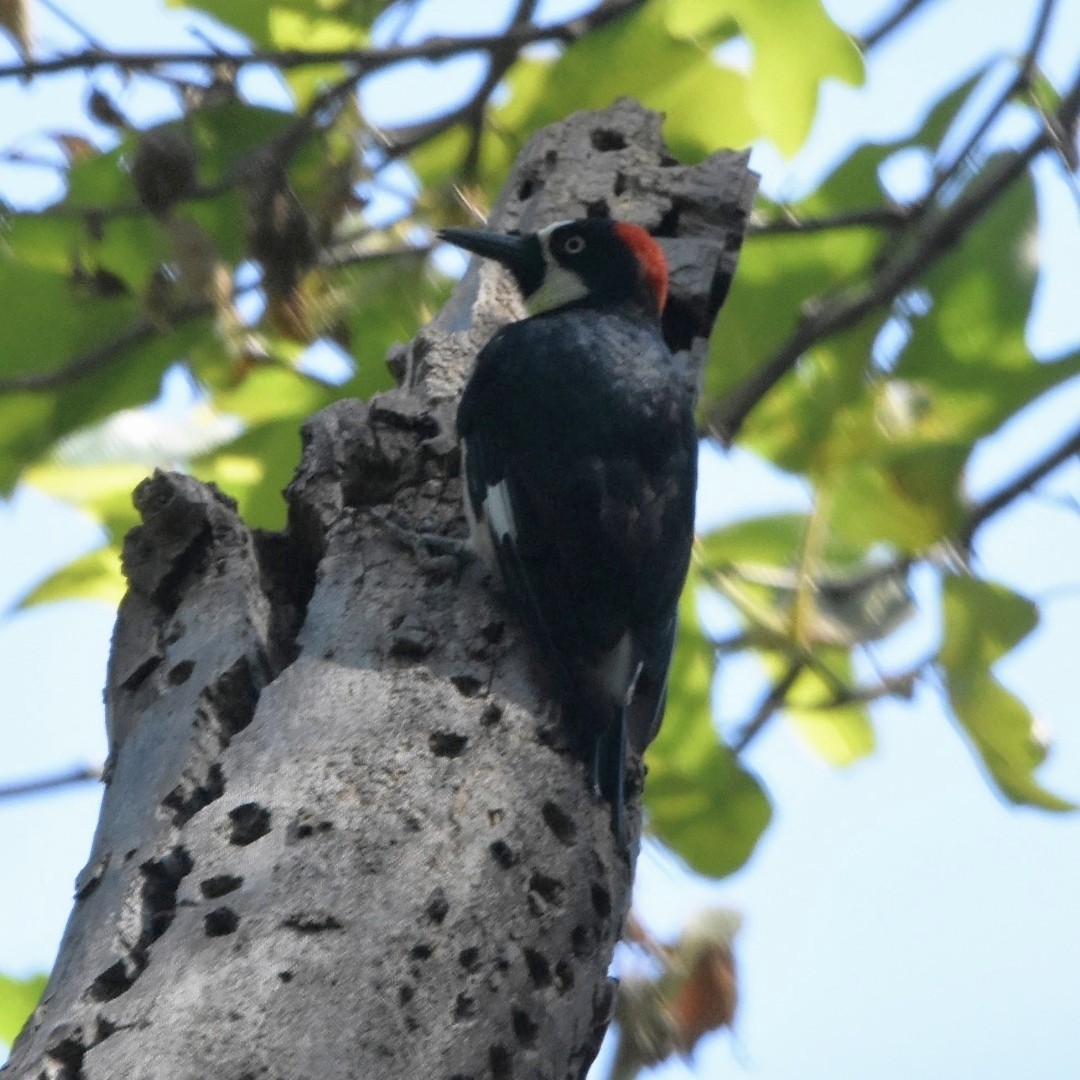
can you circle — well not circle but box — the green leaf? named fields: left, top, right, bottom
left=65, top=133, right=139, bottom=204
left=167, top=0, right=378, bottom=102
left=0, top=217, right=142, bottom=384
left=267, top=6, right=368, bottom=107
left=495, top=2, right=756, bottom=177
left=698, top=511, right=876, bottom=569
left=211, top=367, right=335, bottom=425
left=53, top=320, right=213, bottom=451
left=336, top=257, right=450, bottom=400
left=788, top=695, right=874, bottom=764
left=828, top=443, right=968, bottom=551
left=705, top=137, right=892, bottom=416
left=667, top=0, right=864, bottom=155
left=1026, top=69, right=1062, bottom=117
left=194, top=417, right=306, bottom=529
left=0, top=213, right=215, bottom=486
left=904, top=63, right=993, bottom=156
left=939, top=576, right=1074, bottom=811
left=779, top=653, right=875, bottom=765
left=17, top=546, right=125, bottom=609
left=705, top=66, right=1021, bottom=474
left=896, top=162, right=1080, bottom=444
left=27, top=461, right=146, bottom=532
left=699, top=513, right=812, bottom=567
left=645, top=587, right=772, bottom=876
left=416, top=0, right=858, bottom=193
left=940, top=576, right=1038, bottom=669
left=0, top=395, right=56, bottom=494
left=409, top=124, right=473, bottom=195
left=0, top=972, right=47, bottom=1047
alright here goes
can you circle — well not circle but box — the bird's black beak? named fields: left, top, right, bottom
left=438, top=227, right=545, bottom=300
left=437, top=227, right=532, bottom=273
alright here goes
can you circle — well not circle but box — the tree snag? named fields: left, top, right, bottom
left=8, top=99, right=756, bottom=1080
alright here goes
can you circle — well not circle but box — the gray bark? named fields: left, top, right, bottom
left=8, top=99, right=756, bottom=1080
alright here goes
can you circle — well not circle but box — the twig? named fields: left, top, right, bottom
left=0, top=302, right=209, bottom=395
left=0, top=1, right=642, bottom=82
left=730, top=660, right=804, bottom=754
left=320, top=241, right=431, bottom=271
left=38, top=0, right=105, bottom=50
left=265, top=0, right=589, bottom=179
left=710, top=64, right=1080, bottom=445
left=0, top=764, right=102, bottom=801
left=960, top=420, right=1080, bottom=549
left=708, top=631, right=753, bottom=655
left=462, top=0, right=539, bottom=179
left=857, top=0, right=934, bottom=52
left=799, top=664, right=924, bottom=710
left=375, top=0, right=644, bottom=160
left=917, top=0, right=1057, bottom=214
left=749, top=207, right=911, bottom=235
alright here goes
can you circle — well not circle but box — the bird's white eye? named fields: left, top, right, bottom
left=563, top=235, right=586, bottom=255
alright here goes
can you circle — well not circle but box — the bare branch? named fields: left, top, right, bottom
left=319, top=241, right=431, bottom=271
left=376, top=0, right=645, bottom=160
left=730, top=660, right=804, bottom=754
left=799, top=664, right=925, bottom=710
left=710, top=64, right=1080, bottom=444
left=961, top=419, right=1080, bottom=548
left=0, top=1, right=642, bottom=82
left=0, top=303, right=208, bottom=395
left=0, top=764, right=102, bottom=802
left=857, top=0, right=935, bottom=52
left=749, top=206, right=911, bottom=235
left=38, top=0, right=106, bottom=50
left=917, top=0, right=1057, bottom=214
left=461, top=0, right=540, bottom=179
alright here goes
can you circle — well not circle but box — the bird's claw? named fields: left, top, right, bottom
left=368, top=508, right=474, bottom=575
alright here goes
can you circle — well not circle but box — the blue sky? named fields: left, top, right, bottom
left=2, top=1, right=1079, bottom=1077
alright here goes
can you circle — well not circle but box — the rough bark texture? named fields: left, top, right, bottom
left=8, top=99, right=756, bottom=1080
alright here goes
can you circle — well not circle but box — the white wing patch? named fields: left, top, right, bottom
left=597, top=632, right=642, bottom=707
left=483, top=479, right=517, bottom=545
left=459, top=437, right=513, bottom=571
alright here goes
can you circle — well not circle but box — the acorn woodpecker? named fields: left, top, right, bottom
left=441, top=218, right=697, bottom=836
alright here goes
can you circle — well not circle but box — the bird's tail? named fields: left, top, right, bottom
left=578, top=703, right=627, bottom=844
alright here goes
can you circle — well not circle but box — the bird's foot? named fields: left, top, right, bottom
left=368, top=508, right=474, bottom=575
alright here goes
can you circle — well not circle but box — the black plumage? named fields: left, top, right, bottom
left=449, top=220, right=697, bottom=834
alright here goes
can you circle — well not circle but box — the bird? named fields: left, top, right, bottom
left=440, top=218, right=698, bottom=838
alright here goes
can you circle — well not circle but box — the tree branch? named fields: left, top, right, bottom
left=375, top=0, right=644, bottom=160
left=730, top=660, right=804, bottom=754
left=0, top=300, right=214, bottom=395
left=960, top=419, right=1080, bottom=548
left=749, top=206, right=911, bottom=235
left=799, top=663, right=924, bottom=710
left=917, top=0, right=1057, bottom=215
left=710, top=64, right=1080, bottom=445
left=461, top=0, right=540, bottom=179
left=0, top=0, right=642, bottom=82
left=0, top=764, right=102, bottom=802
left=857, top=0, right=935, bottom=52
left=38, top=0, right=106, bottom=50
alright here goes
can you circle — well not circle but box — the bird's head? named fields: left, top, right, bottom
left=438, top=218, right=668, bottom=319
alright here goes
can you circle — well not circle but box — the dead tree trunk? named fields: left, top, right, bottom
left=8, top=99, right=755, bottom=1080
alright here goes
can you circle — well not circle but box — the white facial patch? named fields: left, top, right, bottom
left=525, top=221, right=589, bottom=315
left=525, top=265, right=590, bottom=315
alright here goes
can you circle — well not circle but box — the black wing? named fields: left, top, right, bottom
left=458, top=308, right=696, bottom=811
